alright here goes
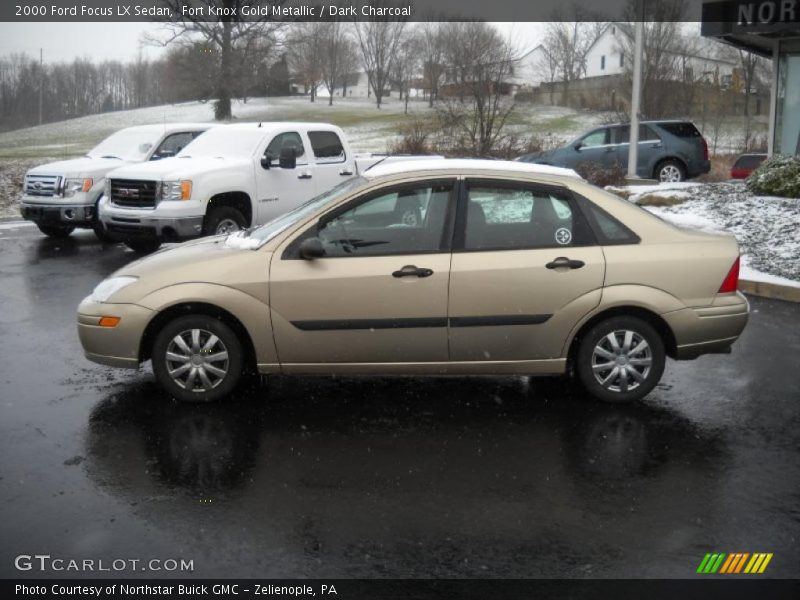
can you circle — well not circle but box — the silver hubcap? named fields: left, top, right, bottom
left=166, top=329, right=229, bottom=393
left=659, top=164, right=682, bottom=182
left=591, top=330, right=652, bottom=393
left=215, top=218, right=241, bottom=235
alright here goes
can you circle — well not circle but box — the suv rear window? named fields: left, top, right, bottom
left=733, top=154, right=767, bottom=169
left=658, top=122, right=701, bottom=138
left=308, top=131, right=345, bottom=163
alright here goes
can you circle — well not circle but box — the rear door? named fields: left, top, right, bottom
left=448, top=179, right=605, bottom=362
left=307, top=130, right=357, bottom=194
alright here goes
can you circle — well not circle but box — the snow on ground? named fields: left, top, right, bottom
left=628, top=182, right=800, bottom=284
left=0, top=158, right=52, bottom=218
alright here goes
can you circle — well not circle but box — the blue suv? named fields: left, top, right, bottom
left=517, top=120, right=711, bottom=182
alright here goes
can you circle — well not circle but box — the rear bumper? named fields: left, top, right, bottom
left=20, top=201, right=95, bottom=226
left=689, top=159, right=712, bottom=177
left=665, top=292, right=749, bottom=359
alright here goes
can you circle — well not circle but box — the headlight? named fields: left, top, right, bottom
left=63, top=178, right=93, bottom=198
left=88, top=276, right=138, bottom=303
left=160, top=180, right=192, bottom=201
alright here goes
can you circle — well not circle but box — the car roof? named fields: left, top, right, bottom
left=594, top=119, right=693, bottom=128
left=206, top=122, right=341, bottom=132
left=363, top=158, right=582, bottom=180
left=121, top=123, right=211, bottom=134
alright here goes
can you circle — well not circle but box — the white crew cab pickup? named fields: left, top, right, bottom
left=20, top=123, right=210, bottom=240
left=98, top=122, right=442, bottom=253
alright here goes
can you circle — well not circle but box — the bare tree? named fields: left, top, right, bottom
left=392, top=30, right=418, bottom=114
left=152, top=1, right=286, bottom=120
left=354, top=13, right=407, bottom=109
left=417, top=21, right=446, bottom=107
left=320, top=22, right=355, bottom=106
left=287, top=22, right=327, bottom=102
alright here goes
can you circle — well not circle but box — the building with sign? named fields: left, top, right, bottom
left=703, top=0, right=800, bottom=155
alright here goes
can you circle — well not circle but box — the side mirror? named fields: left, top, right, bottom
left=279, top=146, right=297, bottom=169
left=574, top=142, right=583, bottom=151
left=260, top=155, right=271, bottom=170
left=298, top=237, right=325, bottom=260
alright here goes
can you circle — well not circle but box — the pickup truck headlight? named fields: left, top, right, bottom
left=160, top=180, right=192, bottom=201
left=63, top=178, right=93, bottom=198
left=87, top=276, right=138, bottom=303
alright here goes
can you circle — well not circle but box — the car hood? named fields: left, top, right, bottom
left=27, top=156, right=128, bottom=178
left=107, top=156, right=247, bottom=181
left=109, top=235, right=271, bottom=303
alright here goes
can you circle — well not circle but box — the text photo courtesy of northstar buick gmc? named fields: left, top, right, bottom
left=77, top=160, right=748, bottom=404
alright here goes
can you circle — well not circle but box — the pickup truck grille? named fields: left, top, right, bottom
left=110, top=179, right=158, bottom=209
left=24, top=175, right=61, bottom=197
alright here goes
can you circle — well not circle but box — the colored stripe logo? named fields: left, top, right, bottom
left=697, top=553, right=773, bottom=574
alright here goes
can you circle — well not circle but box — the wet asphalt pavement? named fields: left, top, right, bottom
left=0, top=223, right=798, bottom=580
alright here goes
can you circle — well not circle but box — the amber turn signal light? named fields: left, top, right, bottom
left=98, top=316, right=121, bottom=328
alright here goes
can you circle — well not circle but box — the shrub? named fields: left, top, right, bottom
left=745, top=155, right=800, bottom=198
left=574, top=161, right=628, bottom=187
left=388, top=116, right=435, bottom=155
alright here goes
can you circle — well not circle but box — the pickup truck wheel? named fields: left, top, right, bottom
left=575, top=316, right=665, bottom=404
left=92, top=218, right=115, bottom=243
left=37, top=224, right=75, bottom=238
left=125, top=238, right=162, bottom=254
left=205, top=207, right=246, bottom=236
left=152, top=315, right=244, bottom=403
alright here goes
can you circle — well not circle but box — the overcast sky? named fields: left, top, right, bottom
left=0, top=22, right=547, bottom=63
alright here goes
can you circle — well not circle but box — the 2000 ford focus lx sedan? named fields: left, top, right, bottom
left=77, top=160, right=748, bottom=403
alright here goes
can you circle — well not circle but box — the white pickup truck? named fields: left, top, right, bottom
left=99, top=122, right=442, bottom=253
left=19, top=123, right=210, bottom=240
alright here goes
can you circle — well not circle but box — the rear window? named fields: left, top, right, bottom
left=733, top=154, right=767, bottom=169
left=658, top=122, right=701, bottom=138
left=308, top=131, right=345, bottom=164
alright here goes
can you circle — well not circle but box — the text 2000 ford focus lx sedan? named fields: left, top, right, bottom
left=77, top=160, right=748, bottom=403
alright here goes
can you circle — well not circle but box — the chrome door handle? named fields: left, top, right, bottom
left=392, top=265, right=433, bottom=278
left=297, top=172, right=312, bottom=180
left=546, top=257, right=585, bottom=270
left=339, top=169, right=354, bottom=176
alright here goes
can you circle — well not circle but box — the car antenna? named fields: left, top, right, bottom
left=364, top=154, right=391, bottom=172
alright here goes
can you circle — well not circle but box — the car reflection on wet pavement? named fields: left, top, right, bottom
left=0, top=228, right=798, bottom=578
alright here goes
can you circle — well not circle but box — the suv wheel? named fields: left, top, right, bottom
left=655, top=159, right=686, bottom=182
left=152, top=315, right=244, bottom=402
left=576, top=316, right=665, bottom=404
left=125, top=238, right=162, bottom=254
left=205, top=206, right=246, bottom=236
left=37, top=223, right=75, bottom=238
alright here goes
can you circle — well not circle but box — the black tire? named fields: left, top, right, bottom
left=575, top=316, right=666, bottom=404
left=204, top=206, right=246, bottom=236
left=37, top=223, right=75, bottom=238
left=92, top=219, right=115, bottom=243
left=124, top=238, right=162, bottom=254
left=152, top=315, right=244, bottom=403
left=654, top=159, right=687, bottom=183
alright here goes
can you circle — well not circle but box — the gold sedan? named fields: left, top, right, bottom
left=78, top=160, right=748, bottom=403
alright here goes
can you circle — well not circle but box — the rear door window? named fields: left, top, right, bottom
left=308, top=131, right=346, bottom=164
left=658, top=122, right=701, bottom=138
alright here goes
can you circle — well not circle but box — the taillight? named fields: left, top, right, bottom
left=701, top=136, right=709, bottom=161
left=718, top=256, right=740, bottom=293
left=730, top=167, right=749, bottom=179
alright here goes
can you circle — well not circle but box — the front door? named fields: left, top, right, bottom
left=448, top=179, right=605, bottom=362
left=255, top=131, right=317, bottom=225
left=270, top=179, right=456, bottom=365
left=570, top=127, right=619, bottom=170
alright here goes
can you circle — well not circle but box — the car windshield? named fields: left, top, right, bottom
left=236, top=177, right=369, bottom=249
left=86, top=129, right=165, bottom=161
left=177, top=127, right=266, bottom=159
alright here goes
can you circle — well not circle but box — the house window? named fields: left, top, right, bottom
left=620, top=53, right=624, bottom=68
left=601, top=55, right=606, bottom=70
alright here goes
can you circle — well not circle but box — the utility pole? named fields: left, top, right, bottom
left=38, top=48, right=43, bottom=126
left=627, top=1, right=645, bottom=179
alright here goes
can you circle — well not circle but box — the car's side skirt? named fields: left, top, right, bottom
left=258, top=358, right=567, bottom=376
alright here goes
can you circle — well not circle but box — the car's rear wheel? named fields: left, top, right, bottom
left=152, top=315, right=244, bottom=403
left=125, top=238, right=161, bottom=254
left=576, top=316, right=665, bottom=404
left=205, top=206, right=246, bottom=236
left=37, top=223, right=75, bottom=238
left=655, top=159, right=686, bottom=182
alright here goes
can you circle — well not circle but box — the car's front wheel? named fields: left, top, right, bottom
left=205, top=206, right=246, bottom=236
left=37, top=223, right=75, bottom=238
left=124, top=238, right=162, bottom=254
left=575, top=316, right=665, bottom=403
left=152, top=315, right=244, bottom=402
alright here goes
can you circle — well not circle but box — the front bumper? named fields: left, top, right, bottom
left=20, top=201, right=95, bottom=226
left=100, top=203, right=204, bottom=241
left=665, top=292, right=749, bottom=359
left=77, top=299, right=154, bottom=369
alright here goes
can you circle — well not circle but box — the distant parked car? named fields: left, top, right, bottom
left=518, top=120, right=711, bottom=183
left=19, top=124, right=210, bottom=240
left=730, top=153, right=767, bottom=179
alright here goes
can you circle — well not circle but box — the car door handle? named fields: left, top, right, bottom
left=392, top=265, right=433, bottom=278
left=546, top=257, right=585, bottom=270
left=297, top=172, right=312, bottom=180
left=339, top=168, right=354, bottom=176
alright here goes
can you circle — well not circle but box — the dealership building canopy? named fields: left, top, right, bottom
left=702, top=0, right=800, bottom=155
